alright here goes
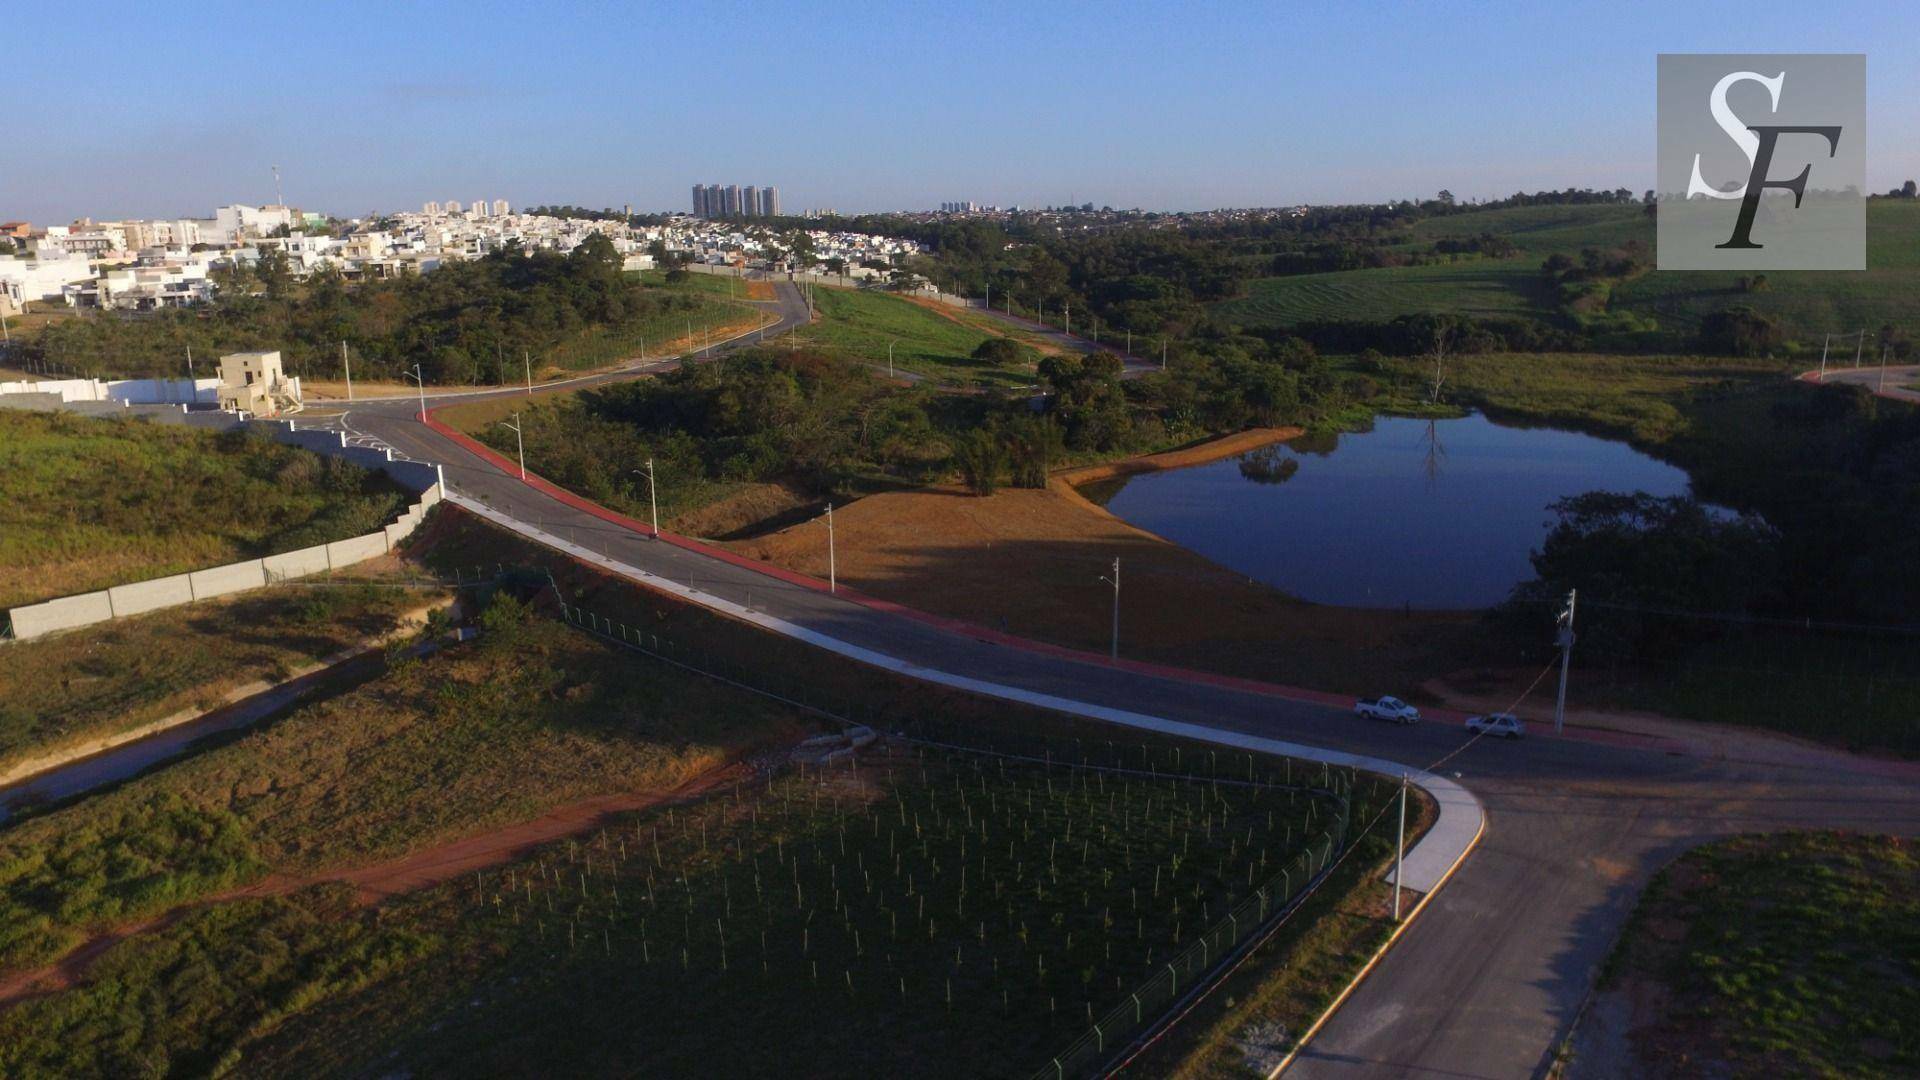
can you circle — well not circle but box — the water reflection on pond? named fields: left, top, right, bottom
left=1093, top=413, right=1712, bottom=610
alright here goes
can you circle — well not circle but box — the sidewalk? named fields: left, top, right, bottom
left=445, top=490, right=1486, bottom=895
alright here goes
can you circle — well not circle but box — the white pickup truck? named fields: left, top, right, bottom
left=1353, top=696, right=1421, bottom=724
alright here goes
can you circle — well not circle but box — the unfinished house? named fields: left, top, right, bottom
left=216, top=350, right=303, bottom=416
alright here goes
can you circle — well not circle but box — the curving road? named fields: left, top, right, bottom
left=1812, top=362, right=1920, bottom=404
left=329, top=282, right=1920, bottom=1077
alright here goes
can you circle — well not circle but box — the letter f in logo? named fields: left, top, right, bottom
left=1688, top=70, right=1842, bottom=249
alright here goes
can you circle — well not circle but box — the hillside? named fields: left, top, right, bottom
left=0, top=411, right=407, bottom=609
left=1215, top=200, right=1920, bottom=348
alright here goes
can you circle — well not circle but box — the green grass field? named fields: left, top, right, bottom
left=0, top=413, right=408, bottom=610
left=1216, top=200, right=1920, bottom=344
left=1215, top=260, right=1559, bottom=327
left=0, top=584, right=435, bottom=780
left=804, top=287, right=1036, bottom=386
left=1595, top=832, right=1917, bottom=1077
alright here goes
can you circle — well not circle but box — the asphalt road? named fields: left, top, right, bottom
left=337, top=283, right=1920, bottom=1077
left=1816, top=362, right=1920, bottom=403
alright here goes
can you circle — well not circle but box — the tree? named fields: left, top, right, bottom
left=1905, top=179, right=1918, bottom=199
left=1001, top=415, right=1063, bottom=488
left=971, top=337, right=1034, bottom=368
left=953, top=430, right=1006, bottom=495
left=1698, top=306, right=1781, bottom=357
left=253, top=248, right=294, bottom=300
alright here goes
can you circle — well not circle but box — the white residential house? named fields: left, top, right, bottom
left=0, top=255, right=97, bottom=313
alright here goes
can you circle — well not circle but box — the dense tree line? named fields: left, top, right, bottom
left=25, top=236, right=716, bottom=383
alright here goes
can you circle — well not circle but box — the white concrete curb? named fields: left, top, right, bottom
left=448, top=491, right=1486, bottom=894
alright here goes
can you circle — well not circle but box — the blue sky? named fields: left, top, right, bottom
left=5, top=1, right=1916, bottom=222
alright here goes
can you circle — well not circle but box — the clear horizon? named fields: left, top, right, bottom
left=6, top=1, right=1917, bottom=224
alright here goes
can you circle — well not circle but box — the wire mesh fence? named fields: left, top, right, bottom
left=554, top=599, right=1360, bottom=1079
left=1030, top=803, right=1348, bottom=1080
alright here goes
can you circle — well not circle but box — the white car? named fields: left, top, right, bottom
left=1354, top=696, right=1421, bottom=724
left=1466, top=713, right=1526, bottom=739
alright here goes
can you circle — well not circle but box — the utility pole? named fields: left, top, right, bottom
left=1394, top=773, right=1408, bottom=920
left=497, top=412, right=525, bottom=479
left=404, top=363, right=426, bottom=421
left=1855, top=328, right=1867, bottom=367
left=636, top=460, right=659, bottom=539
left=1819, top=332, right=1831, bottom=377
left=1064, top=303, right=1071, bottom=337
left=524, top=351, right=533, bottom=395
left=1161, top=340, right=1167, bottom=371
left=1879, top=344, right=1891, bottom=392
left=341, top=341, right=353, bottom=401
left=984, top=283, right=990, bottom=312
left=888, top=339, right=895, bottom=378
left=1125, top=329, right=1131, bottom=357
left=824, top=502, right=837, bottom=593
left=1553, top=588, right=1577, bottom=735
left=1099, top=557, right=1120, bottom=659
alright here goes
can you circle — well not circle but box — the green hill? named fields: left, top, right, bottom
left=1215, top=200, right=1920, bottom=348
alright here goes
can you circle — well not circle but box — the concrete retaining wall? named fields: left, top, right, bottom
left=8, top=592, right=116, bottom=639
left=188, top=560, right=268, bottom=601
left=325, top=532, right=389, bottom=567
left=107, top=574, right=195, bottom=618
left=3, top=405, right=448, bottom=641
left=261, top=543, right=333, bottom=582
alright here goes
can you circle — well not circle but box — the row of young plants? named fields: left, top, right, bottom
left=547, top=600, right=1362, bottom=1077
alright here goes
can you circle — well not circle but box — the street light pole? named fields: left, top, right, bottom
left=497, top=412, right=525, bottom=479
left=888, top=339, right=895, bottom=378
left=824, top=502, right=837, bottom=592
left=1394, top=773, right=1408, bottom=920
left=341, top=340, right=353, bottom=401
left=1819, top=332, right=1831, bottom=377
left=524, top=350, right=533, bottom=395
left=1553, top=588, right=1577, bottom=735
left=1099, top=557, right=1120, bottom=659
left=404, top=363, right=426, bottom=421
left=635, top=460, right=659, bottom=539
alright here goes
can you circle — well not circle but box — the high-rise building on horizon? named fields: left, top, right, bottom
left=494, top=199, right=510, bottom=217
left=424, top=200, right=440, bottom=215
left=691, top=181, right=780, bottom=218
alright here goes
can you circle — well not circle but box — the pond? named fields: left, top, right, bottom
left=1092, top=413, right=1713, bottom=610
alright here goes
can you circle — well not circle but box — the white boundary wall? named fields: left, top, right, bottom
left=5, top=417, right=444, bottom=640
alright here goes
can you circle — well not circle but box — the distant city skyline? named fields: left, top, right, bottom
left=6, top=2, right=1918, bottom=225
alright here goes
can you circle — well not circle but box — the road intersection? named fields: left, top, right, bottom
left=334, top=281, right=1919, bottom=1077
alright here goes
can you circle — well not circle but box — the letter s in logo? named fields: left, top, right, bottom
left=1687, top=70, right=1786, bottom=199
